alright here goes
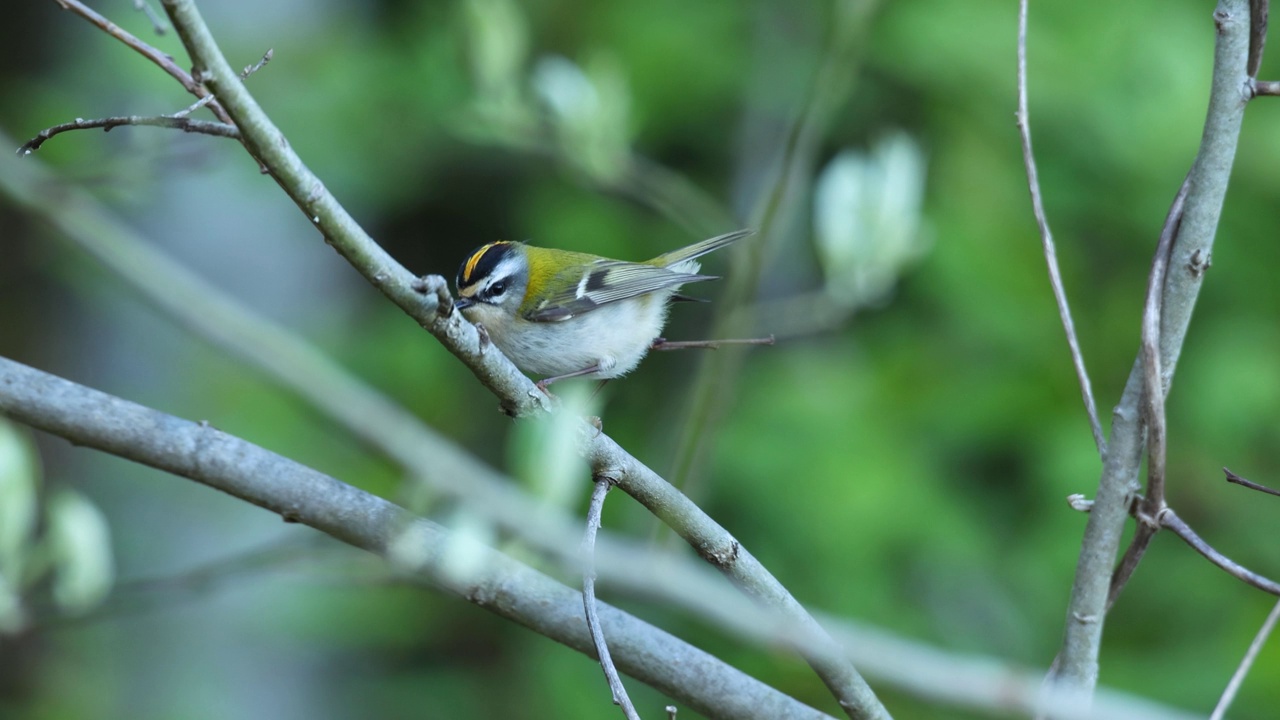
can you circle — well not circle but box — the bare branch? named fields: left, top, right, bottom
left=1250, top=78, right=1280, bottom=95
left=583, top=478, right=642, bottom=720
left=1138, top=178, right=1188, bottom=514
left=1104, top=523, right=1156, bottom=612
left=132, top=0, right=169, bottom=35
left=1249, top=0, right=1270, bottom=76
left=241, top=48, right=273, bottom=79
left=146, top=2, right=885, bottom=716
left=1161, top=509, right=1280, bottom=595
left=0, top=135, right=1200, bottom=720
left=153, top=1, right=887, bottom=717
left=169, top=94, right=219, bottom=119
left=1102, top=178, right=1190, bottom=609
left=1224, top=467, right=1280, bottom=497
left=53, top=0, right=232, bottom=126
left=1055, top=0, right=1253, bottom=695
left=649, top=336, right=776, bottom=351
left=1016, top=0, right=1106, bottom=456
left=1210, top=598, right=1280, bottom=720
left=0, top=357, right=835, bottom=720
left=17, top=115, right=238, bottom=155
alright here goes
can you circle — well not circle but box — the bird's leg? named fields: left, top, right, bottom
left=535, top=364, right=602, bottom=394
left=649, top=335, right=776, bottom=351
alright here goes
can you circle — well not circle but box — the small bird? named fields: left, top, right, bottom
left=454, top=229, right=763, bottom=389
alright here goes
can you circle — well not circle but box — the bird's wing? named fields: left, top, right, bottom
left=523, top=261, right=716, bottom=322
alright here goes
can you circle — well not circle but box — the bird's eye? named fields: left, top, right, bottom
left=490, top=281, right=507, bottom=297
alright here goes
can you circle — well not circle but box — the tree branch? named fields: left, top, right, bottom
left=52, top=0, right=232, bottom=125
left=150, top=1, right=886, bottom=717
left=1160, top=509, right=1280, bottom=595
left=124, top=2, right=885, bottom=712
left=131, top=0, right=169, bottom=35
left=17, top=115, right=239, bottom=155
left=0, top=131, right=1199, bottom=720
left=1210, top=598, right=1280, bottom=720
left=1224, top=467, right=1280, bottom=497
left=1248, top=0, right=1270, bottom=76
left=1054, top=0, right=1252, bottom=699
left=1015, top=0, right=1107, bottom=456
left=0, top=356, right=834, bottom=720
left=583, top=478, right=642, bottom=720
left=1103, top=177, right=1190, bottom=610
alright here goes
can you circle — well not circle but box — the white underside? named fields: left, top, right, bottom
left=464, top=259, right=698, bottom=379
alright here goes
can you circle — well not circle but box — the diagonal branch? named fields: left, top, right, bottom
left=153, top=1, right=886, bottom=717
left=0, top=357, right=834, bottom=720
left=1210, top=598, right=1280, bottom=720
left=1016, top=0, right=1107, bottom=457
left=1160, top=509, right=1280, bottom=595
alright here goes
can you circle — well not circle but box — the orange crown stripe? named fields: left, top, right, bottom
left=463, top=242, right=509, bottom=282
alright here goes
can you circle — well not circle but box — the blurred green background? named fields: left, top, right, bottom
left=2, top=0, right=1279, bottom=718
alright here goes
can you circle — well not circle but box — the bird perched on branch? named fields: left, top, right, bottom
left=454, top=229, right=772, bottom=390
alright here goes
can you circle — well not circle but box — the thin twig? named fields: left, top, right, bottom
left=650, top=336, right=775, bottom=351
left=1248, top=0, right=1270, bottom=76
left=1016, top=0, right=1106, bottom=456
left=132, top=0, right=169, bottom=34
left=1104, top=523, right=1156, bottom=612
left=170, top=94, right=218, bottom=119
left=52, top=0, right=232, bottom=125
left=1224, top=467, right=1280, bottom=497
left=241, top=48, right=273, bottom=78
left=583, top=477, right=642, bottom=720
left=1161, top=509, right=1280, bottom=595
left=17, top=115, right=239, bottom=155
left=1250, top=78, right=1280, bottom=95
left=1138, top=178, right=1189, bottom=514
left=1103, top=178, right=1190, bottom=609
left=1210, top=598, right=1280, bottom=720
left=168, top=49, right=267, bottom=119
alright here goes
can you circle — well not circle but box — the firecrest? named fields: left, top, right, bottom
left=454, top=229, right=752, bottom=387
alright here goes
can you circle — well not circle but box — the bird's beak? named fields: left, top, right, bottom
left=454, top=297, right=475, bottom=311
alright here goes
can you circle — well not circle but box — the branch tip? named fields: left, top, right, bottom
left=1223, top=467, right=1280, bottom=497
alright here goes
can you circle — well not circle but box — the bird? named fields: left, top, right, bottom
left=453, top=229, right=762, bottom=389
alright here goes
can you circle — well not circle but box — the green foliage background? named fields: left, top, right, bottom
left=1, top=0, right=1278, bottom=718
